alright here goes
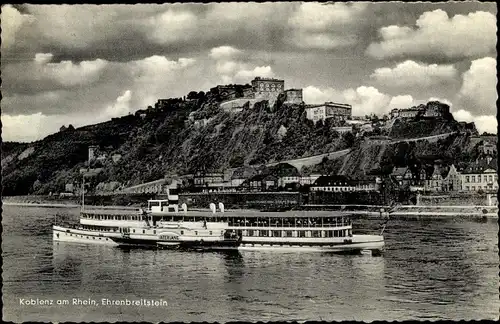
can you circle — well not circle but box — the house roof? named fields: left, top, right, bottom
left=231, top=166, right=257, bottom=180
left=462, top=158, right=498, bottom=174
left=391, top=167, right=408, bottom=177
left=351, top=174, right=379, bottom=182
left=312, top=175, right=354, bottom=186
left=428, top=165, right=446, bottom=178
left=248, top=174, right=278, bottom=182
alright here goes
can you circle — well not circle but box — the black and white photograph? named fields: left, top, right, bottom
left=1, top=2, right=498, bottom=322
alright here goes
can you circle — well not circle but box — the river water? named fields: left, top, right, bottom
left=2, top=205, right=498, bottom=322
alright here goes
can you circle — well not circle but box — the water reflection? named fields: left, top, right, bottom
left=2, top=205, right=498, bottom=322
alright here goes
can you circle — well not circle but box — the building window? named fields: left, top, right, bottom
left=489, top=175, right=493, bottom=182
left=466, top=176, right=470, bottom=183
left=472, top=176, right=476, bottom=182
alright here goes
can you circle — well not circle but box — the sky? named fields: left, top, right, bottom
left=1, top=2, right=497, bottom=142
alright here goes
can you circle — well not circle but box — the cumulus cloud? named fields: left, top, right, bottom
left=44, top=58, right=108, bottom=86
left=371, top=60, right=457, bottom=87
left=303, top=86, right=345, bottom=104
left=287, top=2, right=366, bottom=49
left=428, top=97, right=453, bottom=108
left=1, top=112, right=97, bottom=143
left=209, top=45, right=275, bottom=84
left=2, top=53, right=108, bottom=95
left=34, top=53, right=54, bottom=64
left=367, top=9, right=497, bottom=59
left=21, top=5, right=130, bottom=49
left=2, top=54, right=202, bottom=127
left=4, top=3, right=293, bottom=61
left=457, top=57, right=497, bottom=116
left=452, top=110, right=497, bottom=134
left=120, top=55, right=198, bottom=108
left=388, top=95, right=416, bottom=110
left=0, top=5, right=35, bottom=49
left=209, top=46, right=242, bottom=60
left=343, top=86, right=393, bottom=116
left=288, top=2, right=367, bottom=30
left=303, top=85, right=416, bottom=116
left=142, top=9, right=199, bottom=45
left=234, top=66, right=274, bottom=83
left=104, top=90, right=133, bottom=119
left=1, top=113, right=53, bottom=143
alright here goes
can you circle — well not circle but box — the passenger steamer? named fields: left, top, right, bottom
left=53, top=191, right=385, bottom=254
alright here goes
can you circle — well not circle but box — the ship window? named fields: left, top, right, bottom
left=142, top=230, right=145, bottom=234
left=195, top=231, right=198, bottom=235
left=209, top=231, right=212, bottom=235
left=133, top=229, right=135, bottom=233
left=259, top=230, right=269, bottom=237
left=272, top=230, right=281, bottom=237
left=334, top=230, right=339, bottom=237
left=298, top=231, right=305, bottom=238
left=247, top=230, right=254, bottom=237
left=181, top=231, right=184, bottom=235
left=93, top=237, right=95, bottom=239
left=312, top=231, right=320, bottom=238
left=285, top=231, right=293, bottom=237
left=153, top=230, right=156, bottom=234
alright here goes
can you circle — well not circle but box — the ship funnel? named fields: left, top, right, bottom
left=181, top=203, right=187, bottom=213
left=218, top=202, right=225, bottom=213
left=209, top=203, right=216, bottom=214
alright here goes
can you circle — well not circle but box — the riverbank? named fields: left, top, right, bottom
left=3, top=201, right=497, bottom=220
left=2, top=202, right=138, bottom=210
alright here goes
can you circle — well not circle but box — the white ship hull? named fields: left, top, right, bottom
left=237, top=235, right=384, bottom=253
left=52, top=225, right=383, bottom=254
left=53, top=225, right=118, bottom=246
